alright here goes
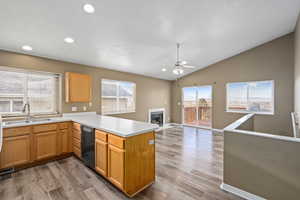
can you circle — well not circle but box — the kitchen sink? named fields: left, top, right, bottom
left=3, top=118, right=52, bottom=126
left=3, top=120, right=28, bottom=125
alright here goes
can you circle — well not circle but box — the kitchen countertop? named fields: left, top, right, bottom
left=2, top=113, right=159, bottom=137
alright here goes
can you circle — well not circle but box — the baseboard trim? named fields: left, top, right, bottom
left=220, top=183, right=266, bottom=200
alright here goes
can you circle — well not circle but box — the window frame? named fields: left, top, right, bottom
left=0, top=66, right=62, bottom=117
left=226, top=80, right=275, bottom=115
left=101, top=79, right=136, bottom=115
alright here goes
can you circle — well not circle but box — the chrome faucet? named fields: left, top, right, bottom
left=22, top=102, right=31, bottom=122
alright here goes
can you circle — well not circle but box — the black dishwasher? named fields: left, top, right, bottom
left=81, top=125, right=95, bottom=168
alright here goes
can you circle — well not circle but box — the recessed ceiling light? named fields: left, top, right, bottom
left=83, top=4, right=95, bottom=13
left=64, top=37, right=75, bottom=43
left=162, top=68, right=167, bottom=72
left=22, top=45, right=32, bottom=51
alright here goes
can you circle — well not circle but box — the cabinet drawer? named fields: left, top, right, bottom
left=33, top=124, right=57, bottom=133
left=72, top=129, right=81, bottom=140
left=95, top=130, right=107, bottom=142
left=72, top=137, right=81, bottom=149
left=59, top=122, right=69, bottom=130
left=3, top=126, right=31, bottom=137
left=73, top=146, right=81, bottom=158
left=73, top=123, right=81, bottom=131
left=108, top=134, right=125, bottom=149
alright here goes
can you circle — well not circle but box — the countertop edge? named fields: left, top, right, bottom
left=2, top=117, right=158, bottom=138
left=71, top=119, right=157, bottom=137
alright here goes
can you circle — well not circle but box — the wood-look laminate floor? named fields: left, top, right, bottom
left=0, top=126, right=242, bottom=200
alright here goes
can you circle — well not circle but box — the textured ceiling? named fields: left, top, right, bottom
left=0, top=0, right=299, bottom=80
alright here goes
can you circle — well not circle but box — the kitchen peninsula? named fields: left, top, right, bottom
left=0, top=113, right=158, bottom=197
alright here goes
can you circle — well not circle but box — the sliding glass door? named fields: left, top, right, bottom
left=182, top=85, right=212, bottom=128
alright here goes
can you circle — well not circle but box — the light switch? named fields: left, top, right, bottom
left=83, top=106, right=87, bottom=111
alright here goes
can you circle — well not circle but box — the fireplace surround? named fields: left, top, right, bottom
left=148, top=108, right=165, bottom=127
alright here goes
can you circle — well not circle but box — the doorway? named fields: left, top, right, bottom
left=182, top=85, right=212, bottom=128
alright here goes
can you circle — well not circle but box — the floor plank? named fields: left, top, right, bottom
left=0, top=126, right=242, bottom=200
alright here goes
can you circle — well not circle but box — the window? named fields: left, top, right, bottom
left=0, top=67, right=60, bottom=115
left=101, top=79, right=136, bottom=114
left=226, top=80, right=274, bottom=114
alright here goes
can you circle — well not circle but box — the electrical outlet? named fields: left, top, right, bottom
left=89, top=102, right=92, bottom=107
left=71, top=106, right=77, bottom=112
left=83, top=106, right=87, bottom=111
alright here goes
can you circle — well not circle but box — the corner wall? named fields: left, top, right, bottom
left=224, top=130, right=300, bottom=200
left=295, top=14, right=300, bottom=115
left=171, top=34, right=294, bottom=136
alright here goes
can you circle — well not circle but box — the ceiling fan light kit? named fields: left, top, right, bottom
left=173, top=67, right=184, bottom=75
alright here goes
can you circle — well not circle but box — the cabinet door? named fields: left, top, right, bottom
left=60, top=129, right=69, bottom=154
left=35, top=131, right=57, bottom=160
left=0, top=135, right=31, bottom=169
left=95, top=139, right=107, bottom=176
left=108, top=144, right=125, bottom=189
left=65, top=72, right=91, bottom=102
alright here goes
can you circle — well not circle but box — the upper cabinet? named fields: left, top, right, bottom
left=65, top=72, right=92, bottom=102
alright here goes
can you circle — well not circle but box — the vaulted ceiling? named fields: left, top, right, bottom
left=0, top=0, right=299, bottom=80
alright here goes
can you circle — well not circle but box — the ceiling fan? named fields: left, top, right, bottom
left=172, top=43, right=195, bottom=75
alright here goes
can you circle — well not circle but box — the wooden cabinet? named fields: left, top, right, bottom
left=34, top=131, right=57, bottom=160
left=57, top=122, right=71, bottom=155
left=3, top=126, right=31, bottom=137
left=59, top=129, right=69, bottom=154
left=0, top=135, right=31, bottom=169
left=65, top=72, right=92, bottom=102
left=1, top=122, right=71, bottom=169
left=95, top=139, right=108, bottom=176
left=94, top=130, right=155, bottom=197
left=72, top=123, right=82, bottom=158
left=107, top=144, right=125, bottom=189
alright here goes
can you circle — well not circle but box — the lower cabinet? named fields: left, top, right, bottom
left=0, top=135, right=31, bottom=169
left=1, top=122, right=71, bottom=169
left=34, top=131, right=57, bottom=160
left=59, top=129, right=69, bottom=154
left=95, top=139, right=108, bottom=176
left=72, top=125, right=82, bottom=159
left=95, top=131, right=155, bottom=197
left=107, top=144, right=125, bottom=189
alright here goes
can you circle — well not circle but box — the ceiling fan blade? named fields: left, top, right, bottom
left=183, top=65, right=196, bottom=69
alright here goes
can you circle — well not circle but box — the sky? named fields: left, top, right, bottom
left=183, top=86, right=212, bottom=100
left=228, top=81, right=273, bottom=99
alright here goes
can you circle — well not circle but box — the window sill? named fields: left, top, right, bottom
left=103, top=111, right=136, bottom=115
left=226, top=110, right=274, bottom=115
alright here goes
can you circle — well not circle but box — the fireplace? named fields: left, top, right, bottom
left=149, top=108, right=165, bottom=127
